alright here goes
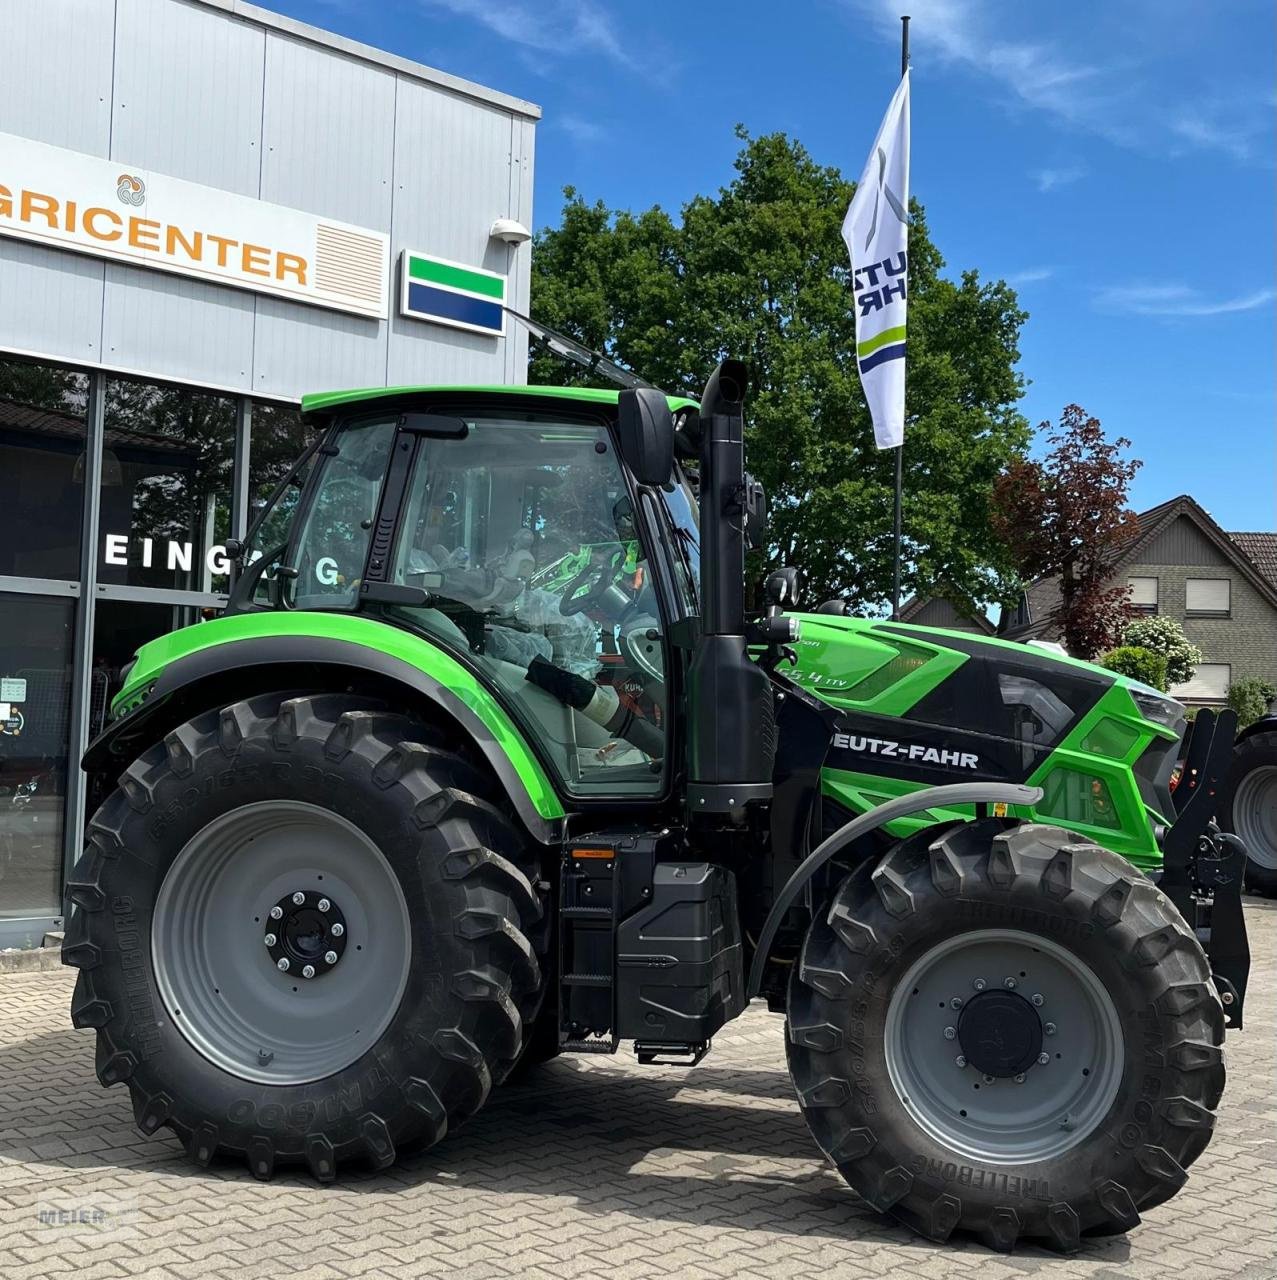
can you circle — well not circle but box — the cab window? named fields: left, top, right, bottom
left=387, top=413, right=668, bottom=798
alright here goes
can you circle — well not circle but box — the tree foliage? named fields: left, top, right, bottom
left=1123, top=615, right=1202, bottom=688
left=992, top=404, right=1141, bottom=658
left=1099, top=645, right=1168, bottom=692
left=1228, top=677, right=1277, bottom=727
left=530, top=129, right=1031, bottom=611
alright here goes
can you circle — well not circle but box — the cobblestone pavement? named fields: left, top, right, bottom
left=0, top=900, right=1273, bottom=1280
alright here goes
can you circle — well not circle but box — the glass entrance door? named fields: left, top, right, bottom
left=0, top=592, right=76, bottom=922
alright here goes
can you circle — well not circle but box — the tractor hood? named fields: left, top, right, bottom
left=786, top=613, right=1183, bottom=733
left=784, top=612, right=1184, bottom=870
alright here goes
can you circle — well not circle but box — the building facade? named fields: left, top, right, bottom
left=0, top=0, right=539, bottom=945
left=1000, top=495, right=1277, bottom=704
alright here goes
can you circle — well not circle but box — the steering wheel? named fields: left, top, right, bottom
left=558, top=546, right=627, bottom=617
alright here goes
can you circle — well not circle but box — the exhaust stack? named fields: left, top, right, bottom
left=686, top=360, right=775, bottom=820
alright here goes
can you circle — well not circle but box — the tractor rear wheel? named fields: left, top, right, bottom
left=63, top=692, right=546, bottom=1179
left=786, top=820, right=1225, bottom=1252
left=1219, top=730, right=1277, bottom=896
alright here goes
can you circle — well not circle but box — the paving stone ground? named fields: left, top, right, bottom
left=0, top=899, right=1274, bottom=1280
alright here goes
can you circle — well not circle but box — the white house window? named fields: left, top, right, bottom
left=1185, top=577, right=1231, bottom=616
left=1172, top=662, right=1231, bottom=703
left=1128, top=576, right=1158, bottom=612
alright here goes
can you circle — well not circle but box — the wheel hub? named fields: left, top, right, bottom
left=264, top=889, right=347, bottom=978
left=956, top=989, right=1043, bottom=1078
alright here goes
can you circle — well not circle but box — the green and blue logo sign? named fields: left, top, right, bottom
left=399, top=250, right=506, bottom=337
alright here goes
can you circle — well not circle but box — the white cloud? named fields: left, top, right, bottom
left=1095, top=283, right=1277, bottom=318
left=1005, top=266, right=1055, bottom=287
left=557, top=113, right=607, bottom=144
left=841, top=0, right=1271, bottom=164
left=418, top=0, right=636, bottom=69
left=1032, top=165, right=1086, bottom=193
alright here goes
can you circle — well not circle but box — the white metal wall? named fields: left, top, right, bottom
left=0, top=0, right=536, bottom=398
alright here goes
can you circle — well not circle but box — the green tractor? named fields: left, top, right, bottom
left=64, top=359, right=1249, bottom=1252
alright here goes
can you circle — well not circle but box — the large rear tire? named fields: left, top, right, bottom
left=786, top=820, right=1225, bottom=1252
left=1219, top=730, right=1277, bottom=897
left=63, top=692, right=547, bottom=1179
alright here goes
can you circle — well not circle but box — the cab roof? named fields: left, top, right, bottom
left=300, top=384, right=700, bottom=417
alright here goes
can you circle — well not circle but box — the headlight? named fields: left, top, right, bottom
left=1129, top=683, right=1185, bottom=728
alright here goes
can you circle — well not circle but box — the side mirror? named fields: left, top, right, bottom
left=617, top=388, right=675, bottom=487
left=224, top=538, right=245, bottom=563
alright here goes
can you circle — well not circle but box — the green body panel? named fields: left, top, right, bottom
left=300, top=384, right=700, bottom=417
left=113, top=611, right=566, bottom=822
left=790, top=613, right=1176, bottom=871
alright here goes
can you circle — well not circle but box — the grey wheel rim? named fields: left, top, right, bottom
left=1234, top=766, right=1277, bottom=870
left=152, top=800, right=412, bottom=1085
left=884, top=928, right=1124, bottom=1164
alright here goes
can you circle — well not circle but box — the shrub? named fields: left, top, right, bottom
left=1099, top=645, right=1169, bottom=691
left=1227, top=678, right=1277, bottom=729
left=1123, top=616, right=1202, bottom=688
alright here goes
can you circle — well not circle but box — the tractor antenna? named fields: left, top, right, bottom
left=503, top=306, right=657, bottom=391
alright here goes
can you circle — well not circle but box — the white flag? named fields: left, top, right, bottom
left=843, top=69, right=910, bottom=449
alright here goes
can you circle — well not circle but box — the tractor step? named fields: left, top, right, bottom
left=635, top=1040, right=710, bottom=1067
left=557, top=842, right=622, bottom=1054
left=560, top=1038, right=616, bottom=1054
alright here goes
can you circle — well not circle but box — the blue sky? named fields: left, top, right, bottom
left=283, top=0, right=1275, bottom=531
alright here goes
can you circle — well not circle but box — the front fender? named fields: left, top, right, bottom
left=746, top=781, right=1044, bottom=998
left=88, top=614, right=567, bottom=844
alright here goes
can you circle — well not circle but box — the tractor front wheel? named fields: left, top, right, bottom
left=786, top=820, right=1225, bottom=1252
left=63, top=692, right=546, bottom=1179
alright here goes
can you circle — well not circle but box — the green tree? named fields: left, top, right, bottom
left=530, top=129, right=1031, bottom=610
left=1099, top=645, right=1168, bottom=692
left=1227, top=677, right=1277, bottom=727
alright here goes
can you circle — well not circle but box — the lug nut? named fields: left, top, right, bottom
left=943, top=1026, right=957, bottom=1040
left=264, top=933, right=277, bottom=947
left=983, top=1074, right=995, bottom=1085
left=1038, top=1052, right=1050, bottom=1066
left=972, top=978, right=987, bottom=992
left=318, top=898, right=331, bottom=912
left=1014, top=1073, right=1026, bottom=1084
left=292, top=891, right=306, bottom=906
left=1003, top=977, right=1017, bottom=990
left=301, top=964, right=316, bottom=979
left=955, top=1055, right=967, bottom=1068
left=277, top=958, right=290, bottom=972
left=269, top=905, right=283, bottom=920
left=949, top=996, right=963, bottom=1010
left=324, top=950, right=338, bottom=965
left=1031, top=993, right=1044, bottom=1006
left=1045, top=1022, right=1057, bottom=1036
left=331, top=923, right=345, bottom=938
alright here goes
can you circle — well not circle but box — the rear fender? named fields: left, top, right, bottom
left=86, top=634, right=566, bottom=845
left=1235, top=712, right=1277, bottom=747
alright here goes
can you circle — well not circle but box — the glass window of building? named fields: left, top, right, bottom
left=98, top=378, right=236, bottom=595
left=0, top=592, right=76, bottom=919
left=0, top=359, right=88, bottom=582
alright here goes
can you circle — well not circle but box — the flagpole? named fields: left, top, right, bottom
left=891, top=14, right=909, bottom=621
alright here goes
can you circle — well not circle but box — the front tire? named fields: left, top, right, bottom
left=1219, top=731, right=1277, bottom=896
left=63, top=692, right=547, bottom=1179
left=786, top=821, right=1225, bottom=1252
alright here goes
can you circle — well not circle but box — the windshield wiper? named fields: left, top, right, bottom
left=503, top=306, right=657, bottom=391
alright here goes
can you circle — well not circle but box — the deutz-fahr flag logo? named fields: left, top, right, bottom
left=400, top=250, right=506, bottom=337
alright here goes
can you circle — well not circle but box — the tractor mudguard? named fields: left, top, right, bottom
left=86, top=617, right=566, bottom=845
left=1235, top=711, right=1277, bottom=746
left=746, top=781, right=1044, bottom=997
